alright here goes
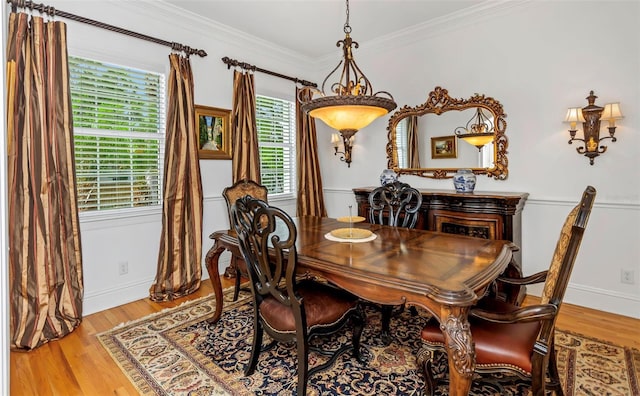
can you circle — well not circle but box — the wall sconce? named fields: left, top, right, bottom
left=331, top=132, right=355, bottom=167
left=565, top=90, right=623, bottom=165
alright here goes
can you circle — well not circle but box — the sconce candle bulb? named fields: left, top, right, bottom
left=565, top=90, right=622, bottom=165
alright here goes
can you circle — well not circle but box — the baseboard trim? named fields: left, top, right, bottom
left=84, top=254, right=232, bottom=316
left=83, top=278, right=153, bottom=316
left=527, top=283, right=640, bottom=319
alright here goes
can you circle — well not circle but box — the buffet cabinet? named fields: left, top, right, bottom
left=354, top=187, right=529, bottom=301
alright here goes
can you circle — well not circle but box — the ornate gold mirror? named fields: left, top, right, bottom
left=386, top=86, right=508, bottom=179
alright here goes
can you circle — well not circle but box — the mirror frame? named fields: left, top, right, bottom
left=386, top=86, right=508, bottom=180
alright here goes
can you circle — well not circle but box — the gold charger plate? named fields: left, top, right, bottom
left=330, top=228, right=373, bottom=239
left=336, top=216, right=366, bottom=223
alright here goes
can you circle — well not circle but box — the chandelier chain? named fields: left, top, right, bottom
left=343, top=0, right=351, bottom=34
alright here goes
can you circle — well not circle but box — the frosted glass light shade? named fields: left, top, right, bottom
left=309, top=104, right=390, bottom=132
left=458, top=133, right=494, bottom=150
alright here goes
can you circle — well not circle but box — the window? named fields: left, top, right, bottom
left=395, top=117, right=409, bottom=168
left=256, top=95, right=296, bottom=196
left=69, top=57, right=166, bottom=212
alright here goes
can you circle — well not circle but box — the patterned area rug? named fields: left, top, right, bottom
left=98, top=288, right=640, bottom=395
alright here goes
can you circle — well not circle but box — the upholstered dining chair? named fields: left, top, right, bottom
left=417, top=186, right=596, bottom=396
left=368, top=180, right=423, bottom=342
left=222, top=179, right=268, bottom=301
left=231, top=196, right=365, bottom=396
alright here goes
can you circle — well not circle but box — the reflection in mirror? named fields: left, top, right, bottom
left=386, top=86, right=508, bottom=180
left=454, top=107, right=496, bottom=151
left=394, top=108, right=495, bottom=170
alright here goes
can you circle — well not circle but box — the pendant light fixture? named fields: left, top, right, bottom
left=454, top=107, right=495, bottom=151
left=300, top=0, right=397, bottom=161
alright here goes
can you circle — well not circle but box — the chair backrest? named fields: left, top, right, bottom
left=368, top=181, right=423, bottom=228
left=223, top=179, right=268, bottom=229
left=540, top=186, right=596, bottom=308
left=231, top=196, right=298, bottom=308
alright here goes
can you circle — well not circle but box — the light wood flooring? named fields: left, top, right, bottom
left=10, top=278, right=640, bottom=395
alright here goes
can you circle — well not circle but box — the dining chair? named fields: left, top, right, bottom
left=368, top=180, right=423, bottom=229
left=231, top=196, right=365, bottom=395
left=368, top=180, right=423, bottom=343
left=221, top=179, right=268, bottom=301
left=417, top=186, right=596, bottom=396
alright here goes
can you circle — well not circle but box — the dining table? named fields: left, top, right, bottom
left=205, top=216, right=518, bottom=396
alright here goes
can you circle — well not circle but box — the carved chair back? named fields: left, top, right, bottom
left=222, top=179, right=268, bottom=229
left=231, top=196, right=298, bottom=310
left=230, top=196, right=364, bottom=395
left=368, top=181, right=423, bottom=229
left=535, top=185, right=596, bottom=344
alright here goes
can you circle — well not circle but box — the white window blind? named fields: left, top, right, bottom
left=256, top=95, right=296, bottom=196
left=395, top=117, right=409, bottom=168
left=69, top=57, right=166, bottom=212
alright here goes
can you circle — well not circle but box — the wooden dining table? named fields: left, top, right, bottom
left=205, top=216, right=518, bottom=396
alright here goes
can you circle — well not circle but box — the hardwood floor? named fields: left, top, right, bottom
left=10, top=278, right=640, bottom=395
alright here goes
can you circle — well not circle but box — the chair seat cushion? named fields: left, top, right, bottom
left=420, top=299, right=541, bottom=373
left=260, top=280, right=359, bottom=333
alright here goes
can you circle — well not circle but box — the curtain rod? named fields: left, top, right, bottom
left=7, top=0, right=207, bottom=58
left=222, top=57, right=317, bottom=88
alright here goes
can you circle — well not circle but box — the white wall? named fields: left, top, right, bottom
left=2, top=0, right=638, bottom=322
left=319, top=1, right=640, bottom=318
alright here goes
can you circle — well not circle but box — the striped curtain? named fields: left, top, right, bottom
left=7, top=13, right=84, bottom=350
left=407, top=115, right=421, bottom=168
left=296, top=87, right=327, bottom=217
left=149, top=54, right=203, bottom=301
left=231, top=70, right=261, bottom=183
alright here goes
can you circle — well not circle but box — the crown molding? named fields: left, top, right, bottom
left=127, top=1, right=532, bottom=75
left=135, top=0, right=317, bottom=68
left=352, top=0, right=534, bottom=59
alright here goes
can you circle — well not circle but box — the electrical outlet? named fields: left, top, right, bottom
left=621, top=269, right=634, bottom=284
left=118, top=261, right=129, bottom=276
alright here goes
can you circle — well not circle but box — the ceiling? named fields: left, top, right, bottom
left=161, top=0, right=483, bottom=59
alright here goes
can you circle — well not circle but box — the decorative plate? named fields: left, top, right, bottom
left=330, top=228, right=373, bottom=239
left=336, top=216, right=366, bottom=223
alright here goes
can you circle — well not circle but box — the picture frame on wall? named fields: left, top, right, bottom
left=195, top=105, right=232, bottom=159
left=430, top=135, right=457, bottom=159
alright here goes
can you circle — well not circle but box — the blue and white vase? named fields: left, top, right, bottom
left=379, top=169, right=398, bottom=186
left=453, top=169, right=476, bottom=193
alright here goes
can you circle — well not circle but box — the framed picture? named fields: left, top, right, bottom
left=195, top=105, right=232, bottom=159
left=430, top=135, right=457, bottom=159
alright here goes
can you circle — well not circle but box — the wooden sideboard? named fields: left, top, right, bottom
left=354, top=187, right=529, bottom=301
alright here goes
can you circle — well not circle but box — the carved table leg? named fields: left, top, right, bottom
left=204, top=240, right=226, bottom=323
left=440, top=306, right=475, bottom=396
